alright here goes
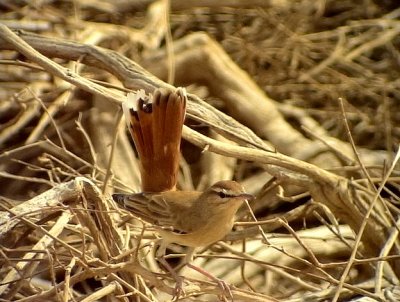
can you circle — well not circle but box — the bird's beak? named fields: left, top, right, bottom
left=238, top=193, right=255, bottom=201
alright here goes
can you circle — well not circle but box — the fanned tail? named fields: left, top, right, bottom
left=123, top=88, right=187, bottom=192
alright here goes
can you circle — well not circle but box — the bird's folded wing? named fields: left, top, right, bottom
left=114, top=190, right=203, bottom=233
left=114, top=193, right=177, bottom=229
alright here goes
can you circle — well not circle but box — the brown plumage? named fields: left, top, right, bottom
left=119, top=88, right=254, bottom=253
left=123, top=88, right=186, bottom=192
left=113, top=180, right=254, bottom=252
left=117, top=88, right=254, bottom=298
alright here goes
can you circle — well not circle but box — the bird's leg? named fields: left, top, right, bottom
left=158, top=258, right=185, bottom=299
left=181, top=249, right=234, bottom=301
left=155, top=241, right=185, bottom=299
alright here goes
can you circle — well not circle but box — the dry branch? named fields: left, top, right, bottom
left=1, top=2, right=400, bottom=301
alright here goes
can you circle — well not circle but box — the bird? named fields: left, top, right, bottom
left=113, top=180, right=254, bottom=262
left=114, top=87, right=254, bottom=299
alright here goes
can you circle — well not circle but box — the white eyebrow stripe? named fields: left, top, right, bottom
left=212, top=188, right=240, bottom=197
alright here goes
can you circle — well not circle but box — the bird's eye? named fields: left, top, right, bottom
left=218, top=191, right=227, bottom=198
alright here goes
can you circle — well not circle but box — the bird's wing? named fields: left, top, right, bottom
left=113, top=191, right=201, bottom=232
left=114, top=192, right=171, bottom=226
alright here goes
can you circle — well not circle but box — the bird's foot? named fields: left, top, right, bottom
left=186, top=263, right=234, bottom=301
left=158, top=257, right=187, bottom=300
left=171, top=275, right=185, bottom=301
left=217, top=279, right=233, bottom=301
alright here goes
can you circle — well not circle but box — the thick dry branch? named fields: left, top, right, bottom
left=2, top=2, right=399, bottom=300
left=142, top=32, right=389, bottom=166
left=0, top=26, right=267, bottom=150
left=0, top=177, right=275, bottom=301
left=0, top=179, right=79, bottom=236
left=0, top=25, right=397, bottom=270
left=183, top=126, right=399, bottom=265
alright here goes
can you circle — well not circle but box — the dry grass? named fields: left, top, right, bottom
left=1, top=1, right=400, bottom=301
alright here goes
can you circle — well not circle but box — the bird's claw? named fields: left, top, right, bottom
left=172, top=275, right=186, bottom=300
left=216, top=278, right=233, bottom=301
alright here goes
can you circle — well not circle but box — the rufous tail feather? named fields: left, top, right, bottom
left=123, top=88, right=186, bottom=192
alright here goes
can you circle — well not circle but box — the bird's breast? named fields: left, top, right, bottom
left=159, top=215, right=234, bottom=248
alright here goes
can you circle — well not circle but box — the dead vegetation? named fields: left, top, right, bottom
left=1, top=0, right=400, bottom=301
